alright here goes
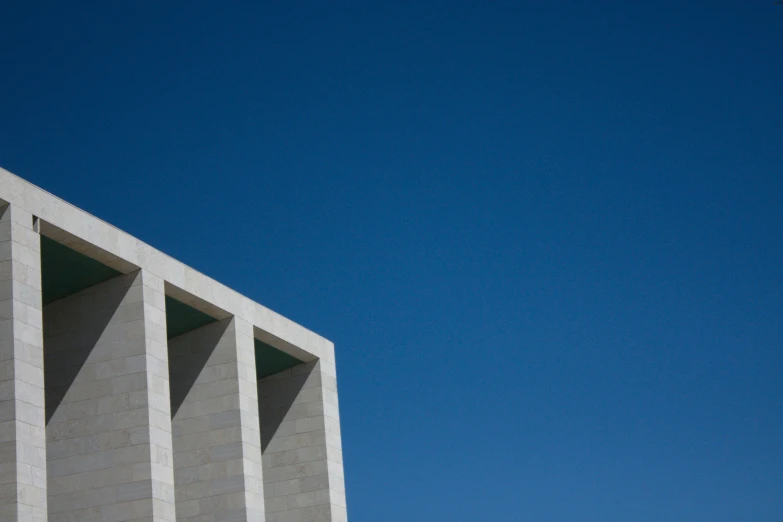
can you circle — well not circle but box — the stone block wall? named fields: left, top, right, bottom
left=258, top=360, right=346, bottom=522
left=168, top=317, right=264, bottom=521
left=0, top=204, right=47, bottom=522
left=43, top=270, right=176, bottom=522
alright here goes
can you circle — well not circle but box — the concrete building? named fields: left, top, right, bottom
left=0, top=168, right=347, bottom=521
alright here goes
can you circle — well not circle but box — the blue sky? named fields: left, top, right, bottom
left=1, top=1, right=782, bottom=520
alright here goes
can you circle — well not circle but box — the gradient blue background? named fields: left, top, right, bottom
left=1, top=2, right=782, bottom=520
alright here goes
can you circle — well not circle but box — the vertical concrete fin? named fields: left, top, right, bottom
left=233, top=317, right=267, bottom=520
left=0, top=203, right=47, bottom=522
left=140, top=270, right=177, bottom=522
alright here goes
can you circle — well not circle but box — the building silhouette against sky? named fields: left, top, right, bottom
left=0, top=168, right=347, bottom=521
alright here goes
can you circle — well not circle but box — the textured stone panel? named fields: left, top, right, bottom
left=169, top=317, right=265, bottom=521
left=0, top=204, right=47, bottom=522
left=258, top=360, right=346, bottom=522
left=44, top=270, right=175, bottom=522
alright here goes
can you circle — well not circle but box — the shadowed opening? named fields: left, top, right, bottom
left=167, top=319, right=230, bottom=416
left=43, top=273, right=135, bottom=423
left=41, top=235, right=121, bottom=305
left=41, top=238, right=131, bottom=422
left=165, top=295, right=218, bottom=339
left=255, top=338, right=303, bottom=379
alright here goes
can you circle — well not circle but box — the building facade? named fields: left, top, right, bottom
left=0, top=168, right=347, bottom=521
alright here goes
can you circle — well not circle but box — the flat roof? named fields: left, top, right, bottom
left=0, top=167, right=335, bottom=372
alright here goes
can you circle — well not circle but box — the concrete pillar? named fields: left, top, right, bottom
left=168, top=317, right=265, bottom=521
left=0, top=204, right=47, bottom=522
left=43, top=270, right=176, bottom=522
left=258, top=359, right=347, bottom=522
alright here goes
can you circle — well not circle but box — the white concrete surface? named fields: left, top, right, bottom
left=0, top=204, right=48, bottom=522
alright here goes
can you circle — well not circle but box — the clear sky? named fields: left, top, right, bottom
left=1, top=2, right=782, bottom=520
